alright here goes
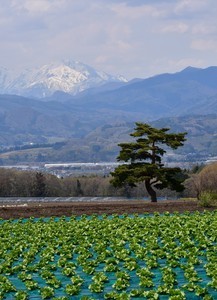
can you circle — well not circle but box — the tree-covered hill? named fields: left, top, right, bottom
left=1, top=114, right=217, bottom=164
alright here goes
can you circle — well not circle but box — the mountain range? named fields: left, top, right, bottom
left=64, top=66, right=217, bottom=119
left=0, top=63, right=217, bottom=164
left=0, top=60, right=127, bottom=98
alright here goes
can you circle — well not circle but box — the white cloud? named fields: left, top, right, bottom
left=168, top=58, right=205, bottom=69
left=10, top=0, right=44, bottom=13
left=11, top=0, right=64, bottom=15
left=191, top=39, right=217, bottom=51
left=174, top=0, right=208, bottom=14
left=160, top=22, right=189, bottom=33
left=111, top=3, right=166, bottom=19
left=22, top=0, right=51, bottom=13
left=148, top=57, right=205, bottom=77
left=0, top=16, right=11, bottom=27
left=192, top=24, right=217, bottom=35
left=0, top=0, right=217, bottom=78
left=94, top=55, right=109, bottom=65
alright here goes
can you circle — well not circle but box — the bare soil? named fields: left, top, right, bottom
left=0, top=200, right=215, bottom=219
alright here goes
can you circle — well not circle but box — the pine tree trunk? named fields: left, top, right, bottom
left=145, top=180, right=157, bottom=202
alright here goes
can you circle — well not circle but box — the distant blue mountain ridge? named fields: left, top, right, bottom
left=0, top=65, right=217, bottom=163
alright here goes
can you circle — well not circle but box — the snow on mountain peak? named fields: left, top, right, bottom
left=0, top=60, right=127, bottom=98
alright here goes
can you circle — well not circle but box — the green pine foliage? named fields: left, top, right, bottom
left=111, top=122, right=187, bottom=202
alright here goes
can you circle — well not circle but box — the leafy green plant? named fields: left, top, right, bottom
left=40, top=286, right=55, bottom=299
left=199, top=191, right=217, bottom=207
left=46, top=276, right=61, bottom=288
left=143, top=290, right=159, bottom=299
left=24, top=279, right=38, bottom=290
left=89, top=281, right=104, bottom=293
left=0, top=211, right=217, bottom=299
left=15, top=290, right=29, bottom=300
left=65, top=283, right=81, bottom=296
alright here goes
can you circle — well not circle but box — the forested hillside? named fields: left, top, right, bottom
left=1, top=114, right=217, bottom=164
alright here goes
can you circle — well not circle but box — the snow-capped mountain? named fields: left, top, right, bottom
left=0, top=67, right=12, bottom=90
left=0, top=60, right=127, bottom=98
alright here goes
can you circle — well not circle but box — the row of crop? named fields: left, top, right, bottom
left=0, top=211, right=217, bottom=299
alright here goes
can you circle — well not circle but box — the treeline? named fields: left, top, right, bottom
left=1, top=163, right=217, bottom=199
left=0, top=168, right=178, bottom=198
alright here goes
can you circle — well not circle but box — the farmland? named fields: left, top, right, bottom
left=0, top=200, right=216, bottom=220
left=0, top=210, right=217, bottom=299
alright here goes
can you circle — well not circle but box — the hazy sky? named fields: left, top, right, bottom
left=0, top=0, right=217, bottom=79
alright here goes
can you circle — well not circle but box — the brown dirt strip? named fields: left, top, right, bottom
left=0, top=201, right=215, bottom=219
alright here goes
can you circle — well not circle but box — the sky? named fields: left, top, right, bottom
left=0, top=0, right=217, bottom=79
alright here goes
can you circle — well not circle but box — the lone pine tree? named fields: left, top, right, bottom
left=111, top=122, right=187, bottom=202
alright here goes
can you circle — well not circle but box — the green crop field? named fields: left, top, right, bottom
left=0, top=211, right=217, bottom=299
